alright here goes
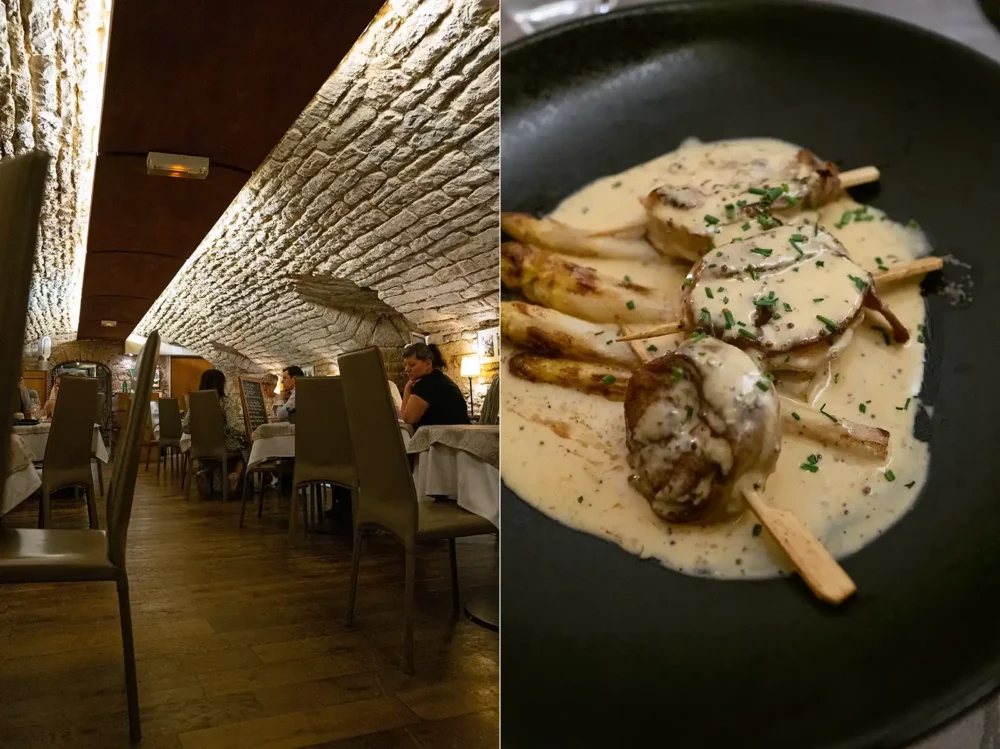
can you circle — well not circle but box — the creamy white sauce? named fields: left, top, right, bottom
left=502, top=137, right=931, bottom=579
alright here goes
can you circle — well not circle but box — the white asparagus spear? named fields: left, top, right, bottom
left=508, top=353, right=632, bottom=401
left=778, top=395, right=888, bottom=460
left=616, top=257, right=943, bottom=342
left=501, top=213, right=659, bottom=260
left=501, top=242, right=678, bottom=324
left=501, top=301, right=641, bottom=368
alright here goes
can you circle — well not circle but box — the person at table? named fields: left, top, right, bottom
left=181, top=369, right=249, bottom=497
left=14, top=377, right=33, bottom=416
left=42, top=375, right=61, bottom=418
left=400, top=342, right=470, bottom=430
left=273, top=366, right=302, bottom=421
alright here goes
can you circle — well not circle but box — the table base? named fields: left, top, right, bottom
left=463, top=588, right=499, bottom=632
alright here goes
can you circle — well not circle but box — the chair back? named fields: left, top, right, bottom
left=107, top=331, right=159, bottom=566
left=479, top=375, right=500, bottom=425
left=158, top=397, right=183, bottom=442
left=188, top=390, right=227, bottom=461
left=0, top=151, right=48, bottom=483
left=338, top=347, right=417, bottom=543
left=44, top=377, right=99, bottom=489
left=293, top=377, right=356, bottom=489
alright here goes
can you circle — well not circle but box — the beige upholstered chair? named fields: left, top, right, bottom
left=0, top=331, right=160, bottom=743
left=156, top=397, right=183, bottom=479
left=40, top=376, right=100, bottom=529
left=288, top=377, right=357, bottom=531
left=94, top=392, right=106, bottom=496
left=185, top=390, right=240, bottom=502
left=338, top=347, right=494, bottom=673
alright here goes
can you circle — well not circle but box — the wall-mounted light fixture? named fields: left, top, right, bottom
left=146, top=152, right=209, bottom=179
left=100, top=320, right=117, bottom=327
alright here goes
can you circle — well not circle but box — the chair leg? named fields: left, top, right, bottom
left=86, top=479, right=99, bottom=530
left=116, top=575, right=142, bottom=743
left=403, top=547, right=416, bottom=674
left=96, top=459, right=104, bottom=497
left=239, top=470, right=251, bottom=528
left=185, top=457, right=195, bottom=500
left=257, top=472, right=265, bottom=518
left=145, top=444, right=151, bottom=471
left=448, top=537, right=460, bottom=616
left=156, top=447, right=161, bottom=478
left=346, top=527, right=363, bottom=626
left=221, top=456, right=229, bottom=503
left=300, top=487, right=308, bottom=531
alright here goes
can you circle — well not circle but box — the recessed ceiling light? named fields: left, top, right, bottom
left=146, top=152, right=209, bottom=179
left=100, top=320, right=117, bottom=327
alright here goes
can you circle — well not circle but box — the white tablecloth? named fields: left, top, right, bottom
left=1, top=464, right=42, bottom=516
left=248, top=435, right=296, bottom=469
left=407, top=425, right=499, bottom=528
left=14, top=423, right=109, bottom=463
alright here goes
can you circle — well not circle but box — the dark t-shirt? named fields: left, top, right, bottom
left=411, top=369, right=470, bottom=430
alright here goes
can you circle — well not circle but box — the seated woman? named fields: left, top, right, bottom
left=181, top=369, right=250, bottom=497
left=42, top=375, right=61, bottom=418
left=400, top=342, right=470, bottom=430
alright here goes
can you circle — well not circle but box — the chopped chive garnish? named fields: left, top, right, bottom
left=813, top=297, right=824, bottom=303
left=815, top=260, right=825, bottom=267
left=859, top=403, right=867, bottom=414
left=790, top=233, right=806, bottom=243
left=736, top=200, right=747, bottom=208
left=917, top=334, right=925, bottom=343
left=768, top=290, right=775, bottom=299
left=800, top=463, right=819, bottom=473
left=725, top=203, right=735, bottom=219
left=717, top=286, right=724, bottom=292
left=753, top=296, right=777, bottom=307
left=819, top=403, right=838, bottom=422
left=834, top=210, right=853, bottom=229
left=705, top=214, right=719, bottom=225
left=786, top=194, right=798, bottom=206
left=671, top=367, right=686, bottom=381
left=716, top=251, right=723, bottom=257
left=741, top=222, right=751, bottom=231
left=723, top=309, right=734, bottom=329
left=781, top=183, right=789, bottom=192
left=870, top=326, right=891, bottom=345
left=699, top=307, right=711, bottom=326
left=748, top=187, right=767, bottom=195
left=834, top=373, right=840, bottom=384
left=907, top=219, right=920, bottom=229
left=875, top=256, right=883, bottom=265
left=690, top=330, right=707, bottom=343
left=707, top=263, right=717, bottom=268
left=895, top=397, right=911, bottom=411
left=764, top=186, right=783, bottom=201
left=771, top=312, right=782, bottom=320
left=750, top=247, right=772, bottom=257
left=756, top=380, right=769, bottom=392
left=763, top=371, right=774, bottom=380
left=722, top=296, right=729, bottom=304
left=905, top=481, right=916, bottom=488
left=685, top=405, right=693, bottom=422
left=626, top=300, right=635, bottom=310
left=884, top=470, right=896, bottom=482
left=817, top=314, right=838, bottom=332
left=737, top=328, right=758, bottom=340
left=683, top=277, right=694, bottom=287
left=647, top=344, right=657, bottom=352
left=791, top=412, right=801, bottom=421
left=807, top=454, right=818, bottom=465
left=578, top=496, right=584, bottom=503
left=624, top=274, right=632, bottom=282
left=705, top=287, right=714, bottom=299
left=752, top=523, right=762, bottom=537
left=848, top=274, right=867, bottom=292
left=783, top=302, right=792, bottom=312
left=747, top=266, right=758, bottom=281
left=606, top=340, right=613, bottom=345
left=602, top=375, right=616, bottom=385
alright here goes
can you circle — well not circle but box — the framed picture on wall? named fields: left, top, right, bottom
left=477, top=327, right=500, bottom=363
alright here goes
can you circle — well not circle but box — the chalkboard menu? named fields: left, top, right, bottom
left=237, top=377, right=269, bottom=438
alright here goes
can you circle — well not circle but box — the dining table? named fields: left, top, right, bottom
left=1, top=433, right=43, bottom=517
left=13, top=422, right=110, bottom=464
left=407, top=423, right=499, bottom=630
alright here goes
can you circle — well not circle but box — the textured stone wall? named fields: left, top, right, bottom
left=436, top=323, right=498, bottom=416
left=135, top=0, right=498, bottom=378
left=21, top=340, right=170, bottom=397
left=1, top=0, right=111, bottom=343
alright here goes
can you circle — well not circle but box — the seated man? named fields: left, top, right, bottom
left=273, top=366, right=302, bottom=421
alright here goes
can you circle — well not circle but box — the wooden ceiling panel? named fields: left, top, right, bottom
left=86, top=155, right=248, bottom=257
left=80, top=0, right=386, bottom=341
left=97, top=0, right=386, bottom=169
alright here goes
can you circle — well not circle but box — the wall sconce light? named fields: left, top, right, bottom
left=147, top=152, right=209, bottom=179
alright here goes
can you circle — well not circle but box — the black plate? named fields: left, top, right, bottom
left=500, top=2, right=1000, bottom=747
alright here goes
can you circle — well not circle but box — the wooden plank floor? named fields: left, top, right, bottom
left=0, top=469, right=498, bottom=748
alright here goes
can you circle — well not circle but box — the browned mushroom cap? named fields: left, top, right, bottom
left=624, top=337, right=780, bottom=524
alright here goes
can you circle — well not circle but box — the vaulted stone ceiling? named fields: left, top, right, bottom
left=135, top=0, right=499, bottom=374
left=1, top=0, right=111, bottom=345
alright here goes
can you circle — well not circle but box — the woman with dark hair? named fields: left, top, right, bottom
left=400, top=342, right=470, bottom=429
left=181, top=368, right=250, bottom=496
